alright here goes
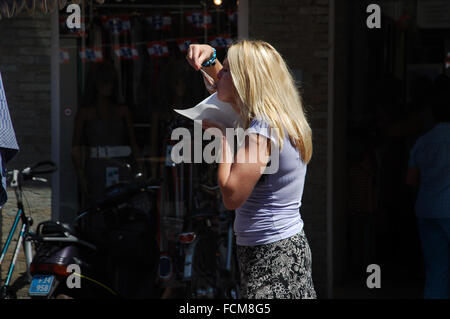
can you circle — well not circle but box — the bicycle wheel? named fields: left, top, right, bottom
left=216, top=235, right=240, bottom=299
left=0, top=286, right=17, bottom=299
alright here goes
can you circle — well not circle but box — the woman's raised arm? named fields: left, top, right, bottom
left=186, top=44, right=222, bottom=87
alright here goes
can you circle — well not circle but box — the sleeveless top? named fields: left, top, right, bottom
left=234, top=117, right=307, bottom=246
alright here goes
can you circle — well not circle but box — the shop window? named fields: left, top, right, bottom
left=58, top=0, right=238, bottom=267
left=59, top=0, right=237, bottom=207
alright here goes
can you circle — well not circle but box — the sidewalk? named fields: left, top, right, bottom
left=0, top=186, right=52, bottom=299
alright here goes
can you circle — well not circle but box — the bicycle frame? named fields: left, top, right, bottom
left=180, top=220, right=234, bottom=281
left=0, top=170, right=35, bottom=296
left=0, top=208, right=23, bottom=267
left=178, top=208, right=238, bottom=299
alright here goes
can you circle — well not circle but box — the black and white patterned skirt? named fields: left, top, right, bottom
left=236, top=230, right=317, bottom=299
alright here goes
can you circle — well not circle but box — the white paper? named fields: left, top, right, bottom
left=174, top=93, right=243, bottom=129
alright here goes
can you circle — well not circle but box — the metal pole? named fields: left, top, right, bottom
left=4, top=224, right=26, bottom=286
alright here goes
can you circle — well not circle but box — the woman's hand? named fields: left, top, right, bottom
left=186, top=44, right=222, bottom=89
left=186, top=44, right=215, bottom=71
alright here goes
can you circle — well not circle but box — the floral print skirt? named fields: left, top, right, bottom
left=236, top=230, right=317, bottom=299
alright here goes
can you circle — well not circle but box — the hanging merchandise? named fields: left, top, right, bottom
left=185, top=11, right=212, bottom=29
left=147, top=41, right=169, bottom=58
left=209, top=35, right=232, bottom=49
left=177, top=38, right=199, bottom=53
left=79, top=47, right=103, bottom=63
left=145, top=12, right=172, bottom=31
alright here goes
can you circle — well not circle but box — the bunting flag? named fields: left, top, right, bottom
left=114, top=45, right=139, bottom=60
left=60, top=49, right=69, bottom=64
left=176, top=38, right=199, bottom=53
left=147, top=41, right=169, bottom=58
left=64, top=35, right=237, bottom=63
left=209, top=35, right=233, bottom=49
left=79, top=47, right=103, bottom=63
left=185, top=11, right=212, bottom=29
left=145, top=13, right=172, bottom=30
left=102, top=15, right=131, bottom=35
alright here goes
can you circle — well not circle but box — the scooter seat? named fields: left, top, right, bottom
left=37, top=221, right=78, bottom=237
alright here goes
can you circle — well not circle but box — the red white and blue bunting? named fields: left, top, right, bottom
left=185, top=11, right=212, bottom=29
left=55, top=9, right=236, bottom=63
left=209, top=35, right=232, bottom=49
left=177, top=38, right=199, bottom=53
left=102, top=15, right=132, bottom=35
left=147, top=41, right=169, bottom=58
left=79, top=47, right=103, bottom=63
left=145, top=13, right=172, bottom=31
left=114, top=45, right=139, bottom=60
left=62, top=34, right=233, bottom=64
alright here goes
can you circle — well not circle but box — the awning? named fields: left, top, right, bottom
left=0, top=0, right=69, bottom=19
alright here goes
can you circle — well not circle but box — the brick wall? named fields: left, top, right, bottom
left=0, top=12, right=52, bottom=298
left=249, top=0, right=330, bottom=297
left=0, top=12, right=52, bottom=170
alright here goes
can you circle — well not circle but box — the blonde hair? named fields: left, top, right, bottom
left=227, top=40, right=313, bottom=164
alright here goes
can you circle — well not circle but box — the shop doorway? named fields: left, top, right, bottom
left=332, top=0, right=449, bottom=298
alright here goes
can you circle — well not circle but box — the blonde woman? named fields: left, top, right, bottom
left=186, top=40, right=316, bottom=299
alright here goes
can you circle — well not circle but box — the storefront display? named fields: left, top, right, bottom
left=58, top=0, right=238, bottom=297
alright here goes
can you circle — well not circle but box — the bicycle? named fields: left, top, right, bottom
left=27, top=178, right=161, bottom=299
left=0, top=161, right=57, bottom=299
left=158, top=119, right=240, bottom=299
left=179, top=184, right=240, bottom=299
